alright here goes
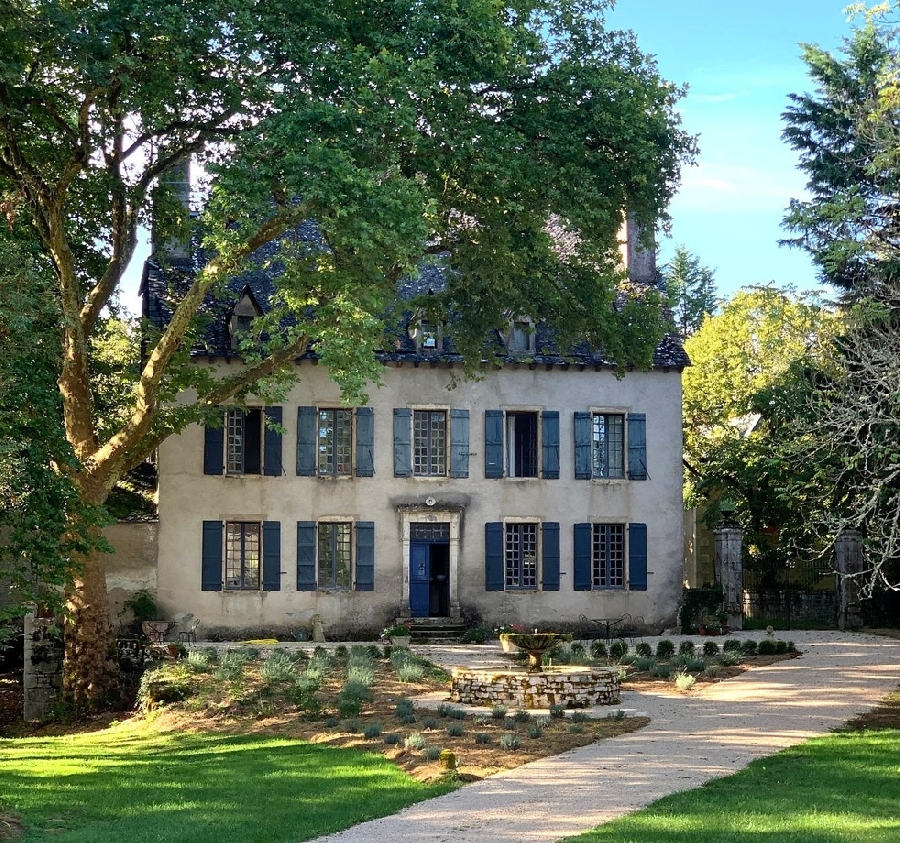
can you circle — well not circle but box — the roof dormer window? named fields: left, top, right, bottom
left=409, top=316, right=442, bottom=353
left=507, top=317, right=536, bottom=354
left=229, top=286, right=263, bottom=350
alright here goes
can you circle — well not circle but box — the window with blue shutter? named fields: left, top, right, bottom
left=627, top=413, right=648, bottom=481
left=628, top=522, right=648, bottom=591
left=573, top=523, right=592, bottom=590
left=449, top=409, right=470, bottom=478
left=573, top=412, right=592, bottom=480
left=296, top=521, right=316, bottom=591
left=262, top=521, right=281, bottom=591
left=485, top=522, right=504, bottom=591
left=356, top=408, right=374, bottom=477
left=263, top=407, right=283, bottom=476
left=201, top=520, right=223, bottom=591
left=541, top=411, right=560, bottom=479
left=484, top=410, right=504, bottom=478
left=296, top=406, right=317, bottom=476
left=541, top=522, right=560, bottom=591
left=393, top=408, right=412, bottom=477
left=355, top=521, right=375, bottom=591
left=203, top=422, right=224, bottom=475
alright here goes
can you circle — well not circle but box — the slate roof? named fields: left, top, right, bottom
left=140, top=224, right=690, bottom=370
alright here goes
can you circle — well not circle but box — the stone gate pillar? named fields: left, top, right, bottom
left=835, top=531, right=863, bottom=630
left=714, top=526, right=743, bottom=630
left=23, top=613, right=64, bottom=721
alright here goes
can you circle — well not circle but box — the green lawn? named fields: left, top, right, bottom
left=0, top=725, right=454, bottom=843
left=562, top=728, right=900, bottom=843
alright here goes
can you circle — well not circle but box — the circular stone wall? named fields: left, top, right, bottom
left=450, top=666, right=620, bottom=709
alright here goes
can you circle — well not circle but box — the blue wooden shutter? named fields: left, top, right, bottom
left=628, top=522, right=648, bottom=591
left=262, top=521, right=281, bottom=591
left=355, top=407, right=374, bottom=477
left=244, top=408, right=262, bottom=474
left=573, top=523, right=592, bottom=591
left=355, top=521, right=375, bottom=591
left=203, top=420, right=224, bottom=475
left=485, top=522, right=504, bottom=591
left=627, top=413, right=647, bottom=481
left=574, top=412, right=592, bottom=480
left=484, top=410, right=504, bottom=478
left=201, top=520, right=223, bottom=591
left=450, top=409, right=470, bottom=478
left=393, top=408, right=412, bottom=477
left=541, top=522, right=560, bottom=591
left=296, top=521, right=316, bottom=591
left=541, top=411, right=560, bottom=479
left=263, top=406, right=283, bottom=476
left=296, top=406, right=317, bottom=476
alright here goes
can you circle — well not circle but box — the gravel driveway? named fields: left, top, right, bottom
left=306, top=630, right=900, bottom=843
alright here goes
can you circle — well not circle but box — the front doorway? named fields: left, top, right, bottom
left=409, top=522, right=450, bottom=617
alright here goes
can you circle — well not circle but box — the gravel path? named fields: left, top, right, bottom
left=307, top=630, right=900, bottom=843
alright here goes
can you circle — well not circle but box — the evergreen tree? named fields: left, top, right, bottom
left=661, top=245, right=717, bottom=339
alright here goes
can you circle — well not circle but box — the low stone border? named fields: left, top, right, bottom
left=450, top=665, right=620, bottom=709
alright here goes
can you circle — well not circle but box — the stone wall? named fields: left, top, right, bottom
left=450, top=666, right=620, bottom=709
left=23, top=614, right=63, bottom=721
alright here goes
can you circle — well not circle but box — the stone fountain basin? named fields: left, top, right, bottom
left=450, top=665, right=620, bottom=709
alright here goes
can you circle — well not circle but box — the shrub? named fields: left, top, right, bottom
left=341, top=678, right=371, bottom=702
left=570, top=710, right=589, bottom=723
left=635, top=642, right=653, bottom=658
left=363, top=722, right=382, bottom=740
left=757, top=638, right=778, bottom=655
left=337, top=697, right=362, bottom=718
left=260, top=651, right=297, bottom=683
left=702, top=640, right=720, bottom=657
left=549, top=704, right=566, bottom=719
left=655, top=639, right=676, bottom=659
left=513, top=709, right=531, bottom=723
left=366, top=644, right=382, bottom=660
left=404, top=732, right=426, bottom=750
left=491, top=705, right=507, bottom=720
left=528, top=722, right=543, bottom=738
left=399, top=713, right=417, bottom=725
left=634, top=656, right=656, bottom=671
left=445, top=706, right=467, bottom=720
left=674, top=670, right=696, bottom=692
left=499, top=733, right=521, bottom=750
left=446, top=723, right=464, bottom=737
left=395, top=661, right=425, bottom=683
left=723, top=638, right=742, bottom=653
left=383, top=733, right=401, bottom=745
left=704, top=665, right=721, bottom=679
left=686, top=658, right=707, bottom=672
left=343, top=718, right=364, bottom=733
left=651, top=664, right=672, bottom=679
left=619, top=653, right=636, bottom=665
left=422, top=716, right=439, bottom=730
left=786, top=640, right=797, bottom=652
left=215, top=651, right=248, bottom=681
left=567, top=723, right=584, bottom=734
left=590, top=641, right=608, bottom=659
left=348, top=644, right=370, bottom=660
left=347, top=663, right=375, bottom=686
left=609, top=640, right=628, bottom=661
left=720, top=651, right=740, bottom=667
left=324, top=716, right=339, bottom=728
left=394, top=697, right=414, bottom=717
left=423, top=745, right=443, bottom=760
left=461, top=626, right=488, bottom=644
left=569, top=642, right=585, bottom=658
left=502, top=717, right=518, bottom=730
left=474, top=732, right=492, bottom=744
left=678, top=640, right=696, bottom=657
left=186, top=649, right=215, bottom=672
left=741, top=639, right=758, bottom=656
left=334, top=644, right=348, bottom=659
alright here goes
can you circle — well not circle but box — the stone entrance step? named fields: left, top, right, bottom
left=395, top=617, right=468, bottom=644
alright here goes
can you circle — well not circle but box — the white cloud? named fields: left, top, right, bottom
left=674, top=162, right=808, bottom=213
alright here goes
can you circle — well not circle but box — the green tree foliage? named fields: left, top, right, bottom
left=661, top=245, right=717, bottom=339
left=0, top=0, right=694, bottom=707
left=0, top=242, right=104, bottom=618
left=682, top=287, right=836, bottom=564
left=782, top=13, right=900, bottom=294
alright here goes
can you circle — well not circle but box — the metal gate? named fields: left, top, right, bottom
left=742, top=560, right=838, bottom=628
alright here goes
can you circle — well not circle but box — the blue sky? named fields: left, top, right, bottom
left=606, top=0, right=857, bottom=299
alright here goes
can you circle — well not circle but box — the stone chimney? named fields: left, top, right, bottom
left=151, top=155, right=192, bottom=264
left=617, top=211, right=657, bottom=284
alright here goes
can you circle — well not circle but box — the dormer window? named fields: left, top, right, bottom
left=229, top=287, right=263, bottom=350
left=507, top=317, right=536, bottom=354
left=409, top=316, right=442, bottom=353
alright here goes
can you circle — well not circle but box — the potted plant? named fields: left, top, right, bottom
left=383, top=621, right=413, bottom=647
left=123, top=589, right=171, bottom=641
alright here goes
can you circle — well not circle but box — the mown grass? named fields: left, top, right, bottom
left=563, top=728, right=900, bottom=843
left=0, top=725, right=454, bottom=843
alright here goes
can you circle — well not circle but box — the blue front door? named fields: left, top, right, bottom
left=409, top=543, right=430, bottom=617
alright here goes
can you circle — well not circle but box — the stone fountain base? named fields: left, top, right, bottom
left=450, top=666, right=620, bottom=709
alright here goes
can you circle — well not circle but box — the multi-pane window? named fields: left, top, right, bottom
left=225, top=521, right=260, bottom=589
left=225, top=408, right=263, bottom=475
left=508, top=319, right=536, bottom=353
left=317, top=409, right=352, bottom=476
left=413, top=410, right=446, bottom=476
left=318, top=522, right=352, bottom=589
left=506, top=412, right=538, bottom=477
left=505, top=522, right=538, bottom=589
left=592, top=524, right=625, bottom=588
left=592, top=413, right=625, bottom=479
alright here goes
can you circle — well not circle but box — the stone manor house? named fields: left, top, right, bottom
left=142, top=220, right=689, bottom=639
